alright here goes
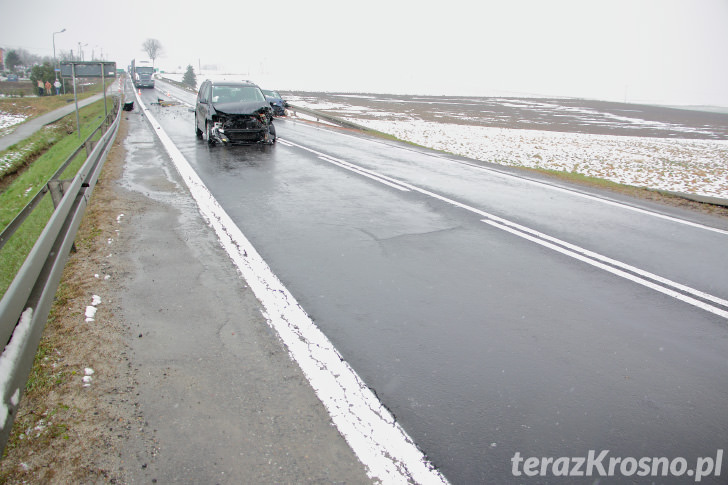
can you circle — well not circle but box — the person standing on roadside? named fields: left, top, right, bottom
left=37, top=79, right=44, bottom=96
left=54, top=79, right=61, bottom=95
left=45, top=80, right=52, bottom=96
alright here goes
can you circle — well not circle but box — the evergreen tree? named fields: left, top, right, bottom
left=30, top=63, right=55, bottom=84
left=5, top=50, right=22, bottom=71
left=182, top=65, right=196, bottom=89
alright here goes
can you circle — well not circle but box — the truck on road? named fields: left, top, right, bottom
left=131, top=59, right=155, bottom=89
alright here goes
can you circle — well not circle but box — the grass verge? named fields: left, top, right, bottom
left=0, top=79, right=112, bottom=124
left=0, top=97, right=115, bottom=299
left=522, top=166, right=728, bottom=218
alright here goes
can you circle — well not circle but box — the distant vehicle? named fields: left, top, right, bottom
left=130, top=59, right=155, bottom=89
left=6, top=74, right=18, bottom=82
left=195, top=79, right=276, bottom=145
left=261, top=89, right=287, bottom=116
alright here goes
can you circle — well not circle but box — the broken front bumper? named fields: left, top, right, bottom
left=211, top=122, right=272, bottom=145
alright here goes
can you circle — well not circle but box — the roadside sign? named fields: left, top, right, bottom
left=60, top=61, right=116, bottom=78
left=60, top=61, right=117, bottom=139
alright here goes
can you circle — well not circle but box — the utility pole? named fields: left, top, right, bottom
left=52, top=28, right=66, bottom=81
left=78, top=42, right=87, bottom=62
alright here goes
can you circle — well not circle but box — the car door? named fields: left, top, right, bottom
left=196, top=82, right=210, bottom=132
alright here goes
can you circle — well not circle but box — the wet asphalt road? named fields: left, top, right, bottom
left=141, top=82, right=728, bottom=483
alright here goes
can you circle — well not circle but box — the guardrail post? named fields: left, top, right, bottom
left=47, top=179, right=76, bottom=252
left=47, top=179, right=73, bottom=209
left=85, top=140, right=96, bottom=156
left=47, top=180, right=63, bottom=208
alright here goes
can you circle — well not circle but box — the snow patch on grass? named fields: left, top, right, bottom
left=350, top=118, right=728, bottom=198
left=0, top=111, right=28, bottom=136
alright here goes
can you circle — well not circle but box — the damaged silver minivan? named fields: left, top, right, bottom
left=195, top=80, right=276, bottom=145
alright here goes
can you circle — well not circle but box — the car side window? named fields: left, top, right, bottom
left=199, top=83, right=209, bottom=103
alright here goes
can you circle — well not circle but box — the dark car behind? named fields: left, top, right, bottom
left=262, top=89, right=287, bottom=116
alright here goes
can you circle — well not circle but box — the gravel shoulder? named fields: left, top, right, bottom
left=1, top=109, right=371, bottom=483
left=1, top=116, right=147, bottom=482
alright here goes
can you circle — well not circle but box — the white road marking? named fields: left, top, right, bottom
left=134, top=90, right=449, bottom=484
left=479, top=216, right=728, bottom=310
left=483, top=220, right=728, bottom=319
left=156, top=77, right=728, bottom=236
left=317, top=155, right=411, bottom=192
left=282, top=120, right=728, bottom=236
left=282, top=139, right=411, bottom=192
left=281, top=137, right=728, bottom=319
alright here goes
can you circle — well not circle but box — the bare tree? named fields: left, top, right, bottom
left=142, top=38, right=163, bottom=67
left=58, top=49, right=77, bottom=62
left=13, top=48, right=41, bottom=67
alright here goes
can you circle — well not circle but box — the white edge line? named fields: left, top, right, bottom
left=134, top=91, right=449, bottom=484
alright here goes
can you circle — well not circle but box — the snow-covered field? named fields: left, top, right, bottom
left=286, top=95, right=728, bottom=199
left=352, top=118, right=727, bottom=198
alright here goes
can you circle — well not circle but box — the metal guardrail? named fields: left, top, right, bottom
left=0, top=106, right=119, bottom=252
left=0, top=93, right=123, bottom=452
left=285, top=104, right=376, bottom=133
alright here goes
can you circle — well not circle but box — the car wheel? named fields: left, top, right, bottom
left=204, top=122, right=215, bottom=145
left=268, top=123, right=277, bottom=143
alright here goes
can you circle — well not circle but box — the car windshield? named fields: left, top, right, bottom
left=262, top=90, right=280, bottom=98
left=212, top=86, right=266, bottom=104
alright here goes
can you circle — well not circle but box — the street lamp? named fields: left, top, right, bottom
left=78, top=42, right=87, bottom=62
left=52, top=28, right=66, bottom=81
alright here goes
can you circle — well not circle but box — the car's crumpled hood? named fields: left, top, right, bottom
left=212, top=100, right=270, bottom=115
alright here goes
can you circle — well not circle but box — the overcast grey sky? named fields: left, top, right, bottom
left=1, top=0, right=727, bottom=106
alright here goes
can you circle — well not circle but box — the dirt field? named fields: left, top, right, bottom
left=0, top=81, right=35, bottom=98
